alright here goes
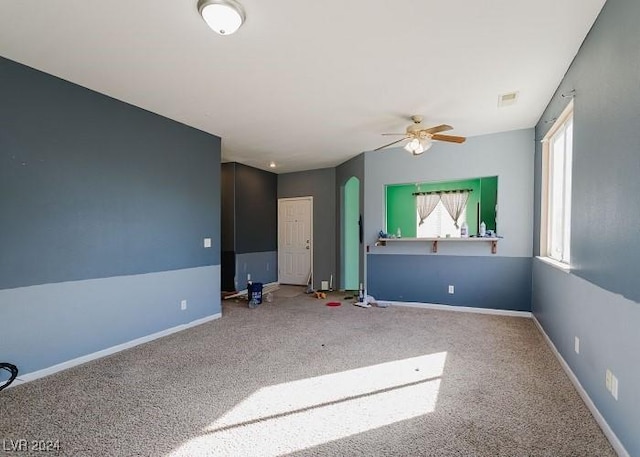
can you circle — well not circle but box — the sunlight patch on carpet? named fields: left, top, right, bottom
left=168, top=352, right=447, bottom=457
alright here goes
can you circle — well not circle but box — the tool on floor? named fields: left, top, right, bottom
left=304, top=272, right=315, bottom=294
left=0, top=363, right=18, bottom=392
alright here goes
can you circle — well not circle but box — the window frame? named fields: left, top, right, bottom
left=540, top=100, right=573, bottom=265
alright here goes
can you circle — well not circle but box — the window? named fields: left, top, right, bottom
left=416, top=200, right=467, bottom=238
left=385, top=177, right=497, bottom=239
left=542, top=101, right=573, bottom=264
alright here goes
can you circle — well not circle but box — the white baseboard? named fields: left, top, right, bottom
left=10, top=313, right=222, bottom=388
left=532, top=316, right=629, bottom=457
left=389, top=300, right=532, bottom=318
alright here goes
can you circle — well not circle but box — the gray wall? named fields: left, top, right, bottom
left=0, top=58, right=220, bottom=290
left=278, top=167, right=336, bottom=290
left=221, top=163, right=236, bottom=252
left=235, top=163, right=277, bottom=254
left=364, top=129, right=534, bottom=310
left=220, top=162, right=277, bottom=290
left=533, top=0, right=640, bottom=454
left=365, top=129, right=534, bottom=257
left=535, top=0, right=640, bottom=303
left=0, top=57, right=221, bottom=376
left=336, top=153, right=365, bottom=290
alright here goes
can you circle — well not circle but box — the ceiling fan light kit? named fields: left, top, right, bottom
left=198, top=0, right=246, bottom=35
left=374, top=115, right=466, bottom=155
left=404, top=138, right=433, bottom=155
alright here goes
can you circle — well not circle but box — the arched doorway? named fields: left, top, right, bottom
left=342, top=176, right=360, bottom=291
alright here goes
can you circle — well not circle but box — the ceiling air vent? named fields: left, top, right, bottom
left=498, top=91, right=519, bottom=107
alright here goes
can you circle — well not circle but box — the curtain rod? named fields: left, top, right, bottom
left=412, top=189, right=473, bottom=196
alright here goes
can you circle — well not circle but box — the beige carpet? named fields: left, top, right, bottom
left=270, top=285, right=306, bottom=298
left=0, top=291, right=615, bottom=456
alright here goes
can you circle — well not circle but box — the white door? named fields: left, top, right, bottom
left=278, top=197, right=313, bottom=285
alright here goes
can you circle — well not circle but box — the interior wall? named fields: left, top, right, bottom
left=221, top=163, right=236, bottom=291
left=234, top=163, right=278, bottom=256
left=336, top=153, right=365, bottom=290
left=532, top=0, right=640, bottom=453
left=364, top=129, right=534, bottom=310
left=0, top=57, right=221, bottom=376
left=278, top=167, right=336, bottom=290
left=220, top=162, right=277, bottom=291
left=343, top=177, right=360, bottom=290
left=385, top=178, right=485, bottom=238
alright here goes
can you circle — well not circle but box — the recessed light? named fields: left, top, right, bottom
left=269, top=161, right=276, bottom=168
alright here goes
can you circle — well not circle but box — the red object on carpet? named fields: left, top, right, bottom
left=326, top=301, right=341, bottom=307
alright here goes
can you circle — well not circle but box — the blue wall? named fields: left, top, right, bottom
left=365, top=129, right=534, bottom=311
left=533, top=0, right=640, bottom=454
left=369, top=255, right=531, bottom=311
left=0, top=57, right=221, bottom=376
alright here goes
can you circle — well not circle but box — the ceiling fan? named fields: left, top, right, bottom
left=374, top=115, right=466, bottom=155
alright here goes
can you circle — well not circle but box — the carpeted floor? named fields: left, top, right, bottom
left=0, top=290, right=615, bottom=457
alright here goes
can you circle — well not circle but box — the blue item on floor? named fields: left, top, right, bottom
left=248, top=282, right=263, bottom=307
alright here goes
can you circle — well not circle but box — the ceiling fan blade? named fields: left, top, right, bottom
left=381, top=133, right=407, bottom=136
left=424, top=124, right=453, bottom=134
left=373, top=137, right=408, bottom=151
left=432, top=134, right=466, bottom=144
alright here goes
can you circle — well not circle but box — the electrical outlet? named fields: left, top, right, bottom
left=203, top=238, right=212, bottom=248
left=180, top=299, right=187, bottom=311
left=448, top=285, right=454, bottom=294
left=611, top=374, right=619, bottom=400
left=574, top=336, right=580, bottom=354
left=605, top=369, right=612, bottom=391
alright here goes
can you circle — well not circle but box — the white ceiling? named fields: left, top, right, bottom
left=0, top=0, right=606, bottom=173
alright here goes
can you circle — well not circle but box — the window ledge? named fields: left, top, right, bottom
left=536, top=256, right=571, bottom=273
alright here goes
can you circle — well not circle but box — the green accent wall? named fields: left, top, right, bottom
left=386, top=184, right=418, bottom=237
left=386, top=177, right=497, bottom=237
left=344, top=177, right=360, bottom=290
left=480, top=176, right=498, bottom=232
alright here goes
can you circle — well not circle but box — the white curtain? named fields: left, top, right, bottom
left=440, top=190, right=470, bottom=228
left=416, top=194, right=441, bottom=226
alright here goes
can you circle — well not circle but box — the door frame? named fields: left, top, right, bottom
left=277, top=196, right=314, bottom=286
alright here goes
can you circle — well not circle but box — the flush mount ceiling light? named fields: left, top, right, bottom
left=198, top=0, right=246, bottom=35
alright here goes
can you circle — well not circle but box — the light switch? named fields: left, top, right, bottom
left=204, top=238, right=212, bottom=248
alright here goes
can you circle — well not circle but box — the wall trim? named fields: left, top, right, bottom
left=9, top=313, right=222, bottom=388
left=389, top=300, right=532, bottom=318
left=532, top=316, right=629, bottom=457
